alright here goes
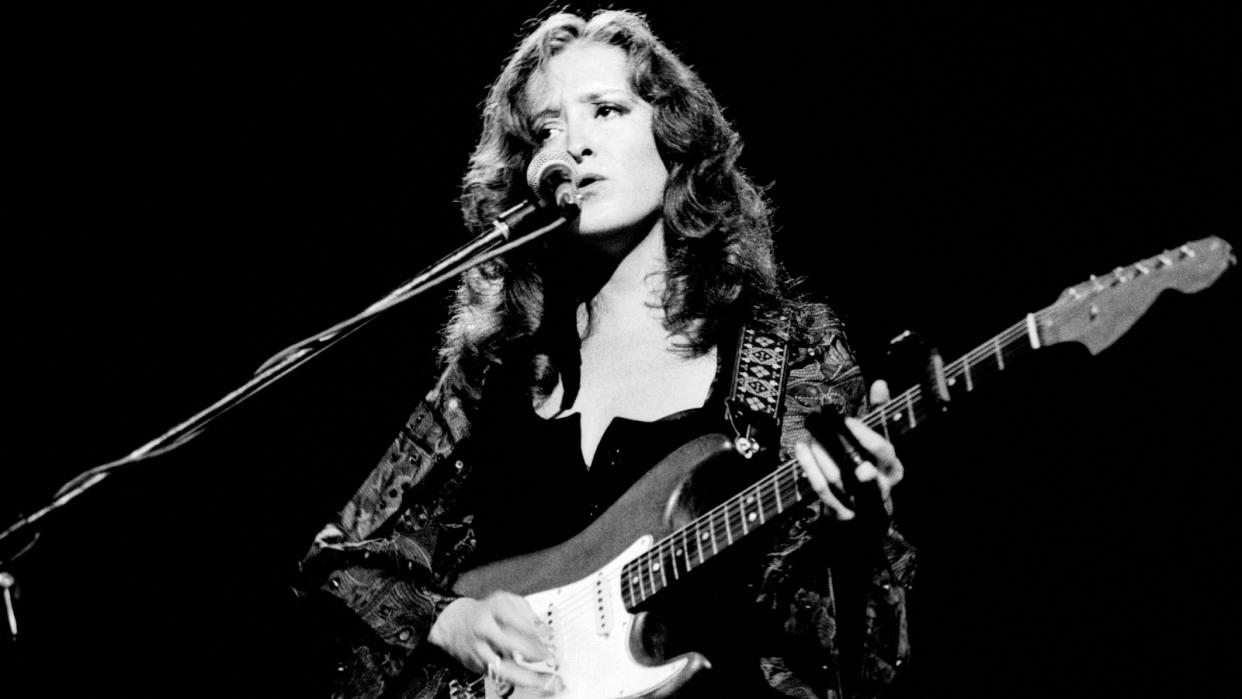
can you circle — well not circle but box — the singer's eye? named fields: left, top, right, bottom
left=534, top=125, right=562, bottom=144
left=594, top=103, right=627, bottom=119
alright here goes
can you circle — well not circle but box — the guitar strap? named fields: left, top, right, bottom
left=725, top=307, right=793, bottom=459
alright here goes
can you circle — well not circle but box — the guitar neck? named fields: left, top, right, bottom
left=620, top=312, right=1048, bottom=610
left=867, top=314, right=1042, bottom=441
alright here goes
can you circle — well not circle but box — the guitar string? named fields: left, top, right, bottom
left=492, top=470, right=820, bottom=662
left=619, top=318, right=1036, bottom=593
left=543, top=453, right=907, bottom=663
left=514, top=458, right=813, bottom=631
left=484, top=456, right=810, bottom=650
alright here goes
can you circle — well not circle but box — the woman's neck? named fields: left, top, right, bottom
left=579, top=220, right=669, bottom=334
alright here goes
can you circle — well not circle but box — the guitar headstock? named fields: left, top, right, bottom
left=1038, top=236, right=1234, bottom=354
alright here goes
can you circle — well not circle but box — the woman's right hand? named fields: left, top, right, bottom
left=428, top=591, right=562, bottom=694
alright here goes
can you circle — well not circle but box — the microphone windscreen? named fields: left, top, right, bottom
left=525, top=150, right=577, bottom=196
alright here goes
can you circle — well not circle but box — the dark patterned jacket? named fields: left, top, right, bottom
left=298, top=304, right=917, bottom=698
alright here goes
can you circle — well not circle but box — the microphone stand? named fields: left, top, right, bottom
left=0, top=203, right=576, bottom=627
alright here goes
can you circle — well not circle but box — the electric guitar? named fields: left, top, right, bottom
left=446, top=236, right=1234, bottom=699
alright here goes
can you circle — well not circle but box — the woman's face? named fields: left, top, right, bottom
left=528, top=42, right=668, bottom=245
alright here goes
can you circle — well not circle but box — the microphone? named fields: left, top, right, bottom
left=526, top=150, right=580, bottom=211
left=492, top=151, right=580, bottom=240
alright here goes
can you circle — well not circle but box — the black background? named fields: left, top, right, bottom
left=3, top=3, right=1238, bottom=697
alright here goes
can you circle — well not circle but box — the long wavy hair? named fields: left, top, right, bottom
left=440, top=9, right=788, bottom=413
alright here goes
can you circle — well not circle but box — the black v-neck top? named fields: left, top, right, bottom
left=464, top=392, right=730, bottom=570
left=463, top=335, right=738, bottom=569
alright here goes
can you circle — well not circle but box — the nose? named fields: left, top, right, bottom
left=565, top=117, right=594, bottom=163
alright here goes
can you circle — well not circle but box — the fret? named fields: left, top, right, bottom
left=723, top=505, right=735, bottom=545
left=661, top=544, right=676, bottom=582
left=654, top=551, right=668, bottom=588
left=993, top=337, right=1005, bottom=370
left=662, top=542, right=678, bottom=582
left=964, top=359, right=974, bottom=391
left=753, top=490, right=765, bottom=525
left=677, top=530, right=693, bottom=576
left=644, top=556, right=658, bottom=597
left=905, top=391, right=917, bottom=429
left=633, top=564, right=647, bottom=602
left=785, top=465, right=806, bottom=506
left=743, top=492, right=759, bottom=526
left=737, top=497, right=749, bottom=535
left=707, top=514, right=719, bottom=555
left=693, top=522, right=705, bottom=565
left=772, top=475, right=783, bottom=513
left=621, top=569, right=634, bottom=609
left=779, top=466, right=799, bottom=511
left=791, top=466, right=806, bottom=503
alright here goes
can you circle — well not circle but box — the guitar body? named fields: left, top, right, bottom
left=452, top=434, right=738, bottom=699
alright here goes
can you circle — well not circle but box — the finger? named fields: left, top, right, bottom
left=809, top=441, right=861, bottom=519
left=869, top=379, right=891, bottom=406
left=475, top=640, right=501, bottom=675
left=492, top=624, right=554, bottom=665
left=844, top=418, right=904, bottom=491
left=853, top=461, right=892, bottom=500
left=489, top=654, right=561, bottom=693
left=479, top=612, right=551, bottom=666
left=490, top=591, right=542, bottom=627
left=843, top=418, right=898, bottom=468
left=513, top=651, right=564, bottom=695
left=795, top=442, right=853, bottom=520
left=490, top=595, right=553, bottom=658
left=843, top=419, right=903, bottom=495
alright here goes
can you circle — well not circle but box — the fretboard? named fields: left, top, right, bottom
left=619, top=310, right=1049, bottom=610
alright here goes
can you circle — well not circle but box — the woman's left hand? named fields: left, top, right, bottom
left=793, top=380, right=904, bottom=520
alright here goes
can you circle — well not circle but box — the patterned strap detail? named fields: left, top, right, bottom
left=727, top=309, right=793, bottom=441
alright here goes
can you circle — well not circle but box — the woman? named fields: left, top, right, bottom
left=300, top=9, right=914, bottom=698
